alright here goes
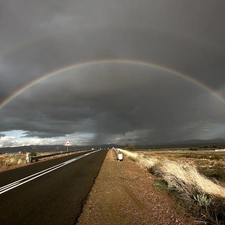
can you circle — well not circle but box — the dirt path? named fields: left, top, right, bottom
left=77, top=150, right=195, bottom=225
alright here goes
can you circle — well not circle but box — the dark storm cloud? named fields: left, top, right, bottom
left=1, top=27, right=225, bottom=101
left=0, top=0, right=225, bottom=146
left=1, top=65, right=225, bottom=144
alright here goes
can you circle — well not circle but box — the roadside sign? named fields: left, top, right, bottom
left=64, top=141, right=72, bottom=146
left=64, top=140, right=72, bottom=152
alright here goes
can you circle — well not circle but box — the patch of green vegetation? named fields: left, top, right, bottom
left=154, top=180, right=168, bottom=191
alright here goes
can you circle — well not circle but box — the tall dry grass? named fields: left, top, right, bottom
left=119, top=149, right=225, bottom=224
left=0, top=154, right=27, bottom=168
left=118, top=149, right=225, bottom=198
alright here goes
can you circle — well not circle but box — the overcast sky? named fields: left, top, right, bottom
left=0, top=0, right=225, bottom=147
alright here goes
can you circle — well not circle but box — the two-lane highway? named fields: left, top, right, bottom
left=0, top=150, right=107, bottom=225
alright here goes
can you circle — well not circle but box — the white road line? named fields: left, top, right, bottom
left=0, top=150, right=100, bottom=195
left=0, top=163, right=64, bottom=192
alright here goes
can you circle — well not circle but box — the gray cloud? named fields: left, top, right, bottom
left=0, top=0, right=225, bottom=146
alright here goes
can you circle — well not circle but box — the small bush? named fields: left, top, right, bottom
left=193, top=193, right=212, bottom=209
left=124, top=143, right=135, bottom=151
left=30, top=151, right=37, bottom=157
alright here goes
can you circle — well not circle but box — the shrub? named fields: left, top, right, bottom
left=124, top=143, right=135, bottom=151
left=30, top=151, right=37, bottom=157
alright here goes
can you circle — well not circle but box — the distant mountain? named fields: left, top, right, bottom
left=1, top=138, right=225, bottom=153
left=132, top=138, right=225, bottom=149
left=168, top=138, right=225, bottom=146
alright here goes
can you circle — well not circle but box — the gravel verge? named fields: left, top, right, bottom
left=77, top=150, right=196, bottom=225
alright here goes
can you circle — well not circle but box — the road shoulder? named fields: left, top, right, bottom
left=77, top=150, right=195, bottom=225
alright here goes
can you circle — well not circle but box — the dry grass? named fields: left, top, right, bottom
left=119, top=149, right=225, bottom=224
left=0, top=151, right=86, bottom=171
left=119, top=149, right=225, bottom=198
left=0, top=154, right=27, bottom=168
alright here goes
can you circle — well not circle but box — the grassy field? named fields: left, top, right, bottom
left=120, top=148, right=225, bottom=225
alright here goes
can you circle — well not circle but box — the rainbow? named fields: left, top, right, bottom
left=0, top=59, right=224, bottom=111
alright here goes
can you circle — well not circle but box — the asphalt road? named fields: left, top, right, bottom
left=0, top=150, right=108, bottom=225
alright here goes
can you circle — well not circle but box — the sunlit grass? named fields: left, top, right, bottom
left=0, top=154, right=26, bottom=167
left=119, top=149, right=225, bottom=224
